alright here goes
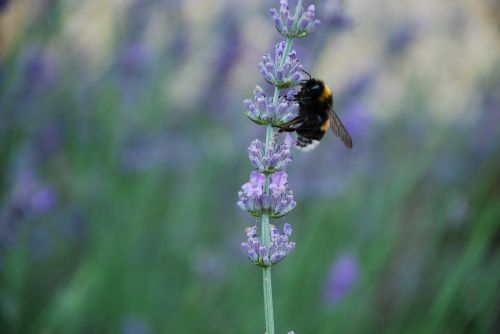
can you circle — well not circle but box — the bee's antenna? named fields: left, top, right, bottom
left=301, top=69, right=312, bottom=80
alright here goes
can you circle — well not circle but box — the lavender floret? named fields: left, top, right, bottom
left=269, top=171, right=296, bottom=218
left=241, top=224, right=296, bottom=267
left=237, top=171, right=296, bottom=218
left=243, top=86, right=299, bottom=126
left=248, top=139, right=292, bottom=174
left=259, top=41, right=305, bottom=88
left=270, top=1, right=321, bottom=38
left=237, top=171, right=266, bottom=216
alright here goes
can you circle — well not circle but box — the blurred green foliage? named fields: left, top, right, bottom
left=1, top=0, right=500, bottom=333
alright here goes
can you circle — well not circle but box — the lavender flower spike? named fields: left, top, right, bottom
left=270, top=0, right=321, bottom=38
left=238, top=1, right=323, bottom=333
left=241, top=224, right=295, bottom=268
left=259, top=41, right=305, bottom=88
left=243, top=86, right=299, bottom=126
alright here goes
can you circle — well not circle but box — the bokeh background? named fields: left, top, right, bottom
left=1, top=0, right=500, bottom=333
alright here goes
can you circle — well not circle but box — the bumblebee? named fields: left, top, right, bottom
left=279, top=74, right=352, bottom=150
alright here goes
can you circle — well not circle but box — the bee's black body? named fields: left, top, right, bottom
left=280, top=78, right=352, bottom=150
left=293, top=79, right=332, bottom=150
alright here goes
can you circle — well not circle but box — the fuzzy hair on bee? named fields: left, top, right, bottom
left=277, top=73, right=353, bottom=151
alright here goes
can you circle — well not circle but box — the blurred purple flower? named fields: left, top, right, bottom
left=214, top=8, right=241, bottom=79
left=323, top=0, right=354, bottom=30
left=9, top=169, right=57, bottom=216
left=32, top=122, right=62, bottom=161
left=121, top=316, right=149, bottom=334
left=323, top=253, right=359, bottom=304
left=22, top=49, right=57, bottom=93
left=340, top=70, right=378, bottom=105
left=121, top=132, right=201, bottom=172
left=31, top=186, right=57, bottom=214
left=167, top=19, right=190, bottom=65
left=194, top=4, right=241, bottom=122
left=119, top=42, right=151, bottom=78
left=385, top=22, right=418, bottom=56
left=341, top=101, right=374, bottom=140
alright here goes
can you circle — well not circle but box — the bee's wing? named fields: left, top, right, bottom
left=329, top=108, right=353, bottom=149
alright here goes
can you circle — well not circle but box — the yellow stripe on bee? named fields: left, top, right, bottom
left=320, top=119, right=330, bottom=131
left=320, top=84, right=332, bottom=101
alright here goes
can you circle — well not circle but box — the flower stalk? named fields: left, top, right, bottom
left=238, top=1, right=320, bottom=333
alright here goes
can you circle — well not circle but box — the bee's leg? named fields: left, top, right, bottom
left=274, top=117, right=303, bottom=133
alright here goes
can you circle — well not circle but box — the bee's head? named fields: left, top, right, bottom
left=301, top=78, right=332, bottom=103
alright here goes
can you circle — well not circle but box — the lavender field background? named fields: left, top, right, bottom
left=1, top=0, right=500, bottom=333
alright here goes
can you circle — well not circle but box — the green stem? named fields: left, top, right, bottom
left=261, top=35, right=294, bottom=334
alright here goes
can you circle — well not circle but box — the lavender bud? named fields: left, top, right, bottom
left=269, top=8, right=282, bottom=28
left=270, top=252, right=284, bottom=263
left=259, top=245, right=268, bottom=258
left=242, top=242, right=259, bottom=263
left=270, top=1, right=321, bottom=38
left=238, top=172, right=267, bottom=216
left=245, top=226, right=257, bottom=238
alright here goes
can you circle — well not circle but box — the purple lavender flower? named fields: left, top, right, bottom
left=248, top=139, right=292, bottom=174
left=270, top=1, right=321, bottom=38
left=243, top=86, right=299, bottom=126
left=241, top=224, right=295, bottom=267
left=269, top=171, right=296, bottom=218
left=323, top=253, right=359, bottom=304
left=259, top=41, right=305, bottom=88
left=237, top=172, right=266, bottom=216
left=30, top=186, right=57, bottom=214
left=385, top=22, right=418, bottom=56
left=323, top=0, right=354, bottom=30
left=237, top=171, right=296, bottom=218
left=22, top=48, right=57, bottom=93
left=341, top=101, right=374, bottom=141
left=238, top=1, right=324, bottom=331
left=119, top=42, right=151, bottom=78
